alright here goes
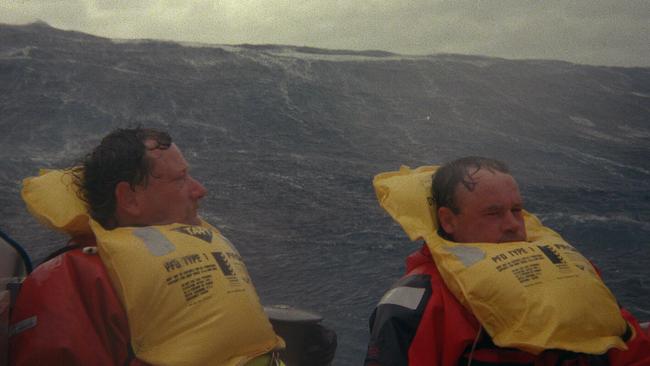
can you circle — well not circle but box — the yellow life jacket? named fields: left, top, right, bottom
left=22, top=169, right=285, bottom=366
left=373, top=165, right=630, bottom=355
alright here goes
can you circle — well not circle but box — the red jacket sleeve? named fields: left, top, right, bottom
left=405, top=263, right=479, bottom=366
left=364, top=261, right=480, bottom=366
left=591, top=262, right=650, bottom=365
left=9, top=248, right=149, bottom=366
left=607, top=308, right=650, bottom=366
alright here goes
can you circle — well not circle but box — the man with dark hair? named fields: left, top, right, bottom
left=78, top=128, right=176, bottom=228
left=431, top=156, right=524, bottom=243
left=76, top=128, right=206, bottom=229
left=365, top=157, right=650, bottom=366
left=10, top=128, right=288, bottom=366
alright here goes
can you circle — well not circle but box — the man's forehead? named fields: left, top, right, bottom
left=464, top=168, right=516, bottom=186
left=145, top=143, right=188, bottom=173
left=144, top=140, right=174, bottom=156
left=455, top=169, right=521, bottom=202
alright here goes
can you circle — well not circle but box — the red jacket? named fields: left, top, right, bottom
left=365, top=245, right=650, bottom=366
left=9, top=245, right=150, bottom=366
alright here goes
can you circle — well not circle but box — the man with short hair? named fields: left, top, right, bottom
left=10, top=128, right=282, bottom=366
left=365, top=156, right=650, bottom=366
left=78, top=128, right=206, bottom=229
left=432, top=157, right=524, bottom=244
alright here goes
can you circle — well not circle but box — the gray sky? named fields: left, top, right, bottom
left=2, top=0, right=649, bottom=67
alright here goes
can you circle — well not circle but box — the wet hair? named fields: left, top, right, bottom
left=432, top=156, right=510, bottom=232
left=73, top=127, right=172, bottom=228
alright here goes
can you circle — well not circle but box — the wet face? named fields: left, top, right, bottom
left=128, top=142, right=207, bottom=226
left=438, top=169, right=526, bottom=243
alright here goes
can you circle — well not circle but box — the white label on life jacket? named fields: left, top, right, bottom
left=378, top=287, right=425, bottom=310
left=133, top=227, right=176, bottom=256
left=9, top=316, right=37, bottom=336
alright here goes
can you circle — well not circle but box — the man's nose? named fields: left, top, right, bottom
left=189, top=176, right=207, bottom=199
left=502, top=211, right=522, bottom=232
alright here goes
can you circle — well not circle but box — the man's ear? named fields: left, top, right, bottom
left=115, top=181, right=140, bottom=217
left=437, top=206, right=457, bottom=236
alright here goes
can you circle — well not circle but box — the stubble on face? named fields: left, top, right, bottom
left=450, top=169, right=527, bottom=243
left=136, top=143, right=204, bottom=226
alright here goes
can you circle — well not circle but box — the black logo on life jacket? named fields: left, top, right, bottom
left=173, top=226, right=213, bottom=243
left=539, top=245, right=564, bottom=264
left=212, top=251, right=242, bottom=286
left=539, top=244, right=570, bottom=271
left=212, top=252, right=235, bottom=276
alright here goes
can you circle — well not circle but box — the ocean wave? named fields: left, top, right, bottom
left=538, top=212, right=650, bottom=230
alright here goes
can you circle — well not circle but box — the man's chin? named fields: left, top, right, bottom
left=498, top=234, right=527, bottom=243
left=172, top=215, right=201, bottom=226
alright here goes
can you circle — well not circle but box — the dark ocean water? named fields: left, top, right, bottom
left=1, top=23, right=649, bottom=365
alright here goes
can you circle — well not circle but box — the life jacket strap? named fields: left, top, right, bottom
left=245, top=351, right=284, bottom=366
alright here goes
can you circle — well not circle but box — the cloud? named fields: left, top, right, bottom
left=1, top=0, right=91, bottom=28
left=1, top=0, right=648, bottom=67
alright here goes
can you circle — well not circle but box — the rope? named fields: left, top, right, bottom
left=0, top=227, right=33, bottom=274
